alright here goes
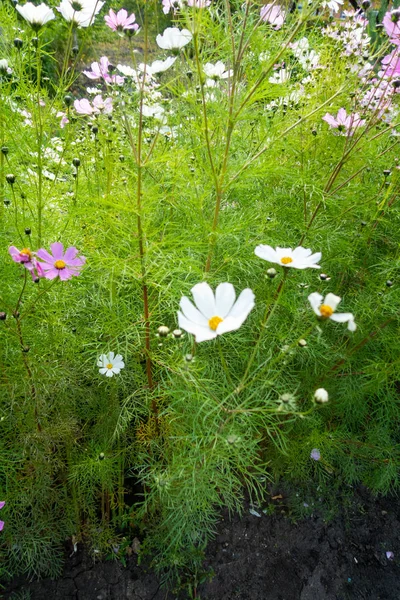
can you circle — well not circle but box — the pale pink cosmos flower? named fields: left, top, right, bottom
left=36, top=242, right=85, bottom=281
left=260, top=4, right=286, bottom=30
left=57, top=111, right=69, bottom=128
left=8, top=246, right=44, bottom=280
left=383, top=10, right=400, bottom=46
left=74, top=95, right=112, bottom=116
left=104, top=9, right=139, bottom=32
left=83, top=57, right=125, bottom=85
left=322, top=108, right=365, bottom=136
left=382, top=49, right=400, bottom=78
left=162, top=0, right=183, bottom=14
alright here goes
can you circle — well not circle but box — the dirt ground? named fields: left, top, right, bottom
left=3, top=486, right=400, bottom=600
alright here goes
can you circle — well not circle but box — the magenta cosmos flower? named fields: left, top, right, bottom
left=104, top=8, right=139, bottom=32
left=0, top=501, right=5, bottom=532
left=36, top=242, right=85, bottom=281
left=8, top=246, right=43, bottom=280
left=322, top=108, right=365, bottom=136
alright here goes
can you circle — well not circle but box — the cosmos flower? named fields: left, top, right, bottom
left=254, top=245, right=322, bottom=269
left=269, top=68, right=290, bottom=84
left=161, top=0, right=183, bottom=14
left=16, top=2, right=55, bottom=28
left=310, top=448, right=321, bottom=461
left=83, top=57, right=125, bottom=85
left=0, top=501, right=5, bottom=532
left=138, top=57, right=177, bottom=76
left=8, top=246, right=43, bottom=280
left=104, top=8, right=139, bottom=32
left=57, top=0, right=104, bottom=27
left=383, top=10, right=400, bottom=45
left=156, top=27, right=192, bottom=50
left=322, top=108, right=365, bottom=135
left=308, top=292, right=357, bottom=331
left=203, top=61, right=233, bottom=80
left=36, top=242, right=85, bottom=281
left=321, top=0, right=343, bottom=12
left=74, top=95, right=112, bottom=115
left=177, top=282, right=255, bottom=343
left=260, top=4, right=286, bottom=30
left=97, top=352, right=125, bottom=377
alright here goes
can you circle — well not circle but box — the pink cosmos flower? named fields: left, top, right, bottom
left=8, top=246, right=44, bottom=280
left=383, top=10, right=400, bottom=46
left=382, top=49, right=400, bottom=78
left=74, top=95, right=113, bottom=116
left=83, top=57, right=125, bottom=85
left=36, top=242, right=85, bottom=281
left=57, top=111, right=69, bottom=128
left=260, top=4, right=286, bottom=30
left=162, top=0, right=182, bottom=13
left=322, top=108, right=365, bottom=135
left=0, top=501, right=5, bottom=532
left=104, top=8, right=139, bottom=32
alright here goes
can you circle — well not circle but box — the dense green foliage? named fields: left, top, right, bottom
left=0, top=0, right=399, bottom=588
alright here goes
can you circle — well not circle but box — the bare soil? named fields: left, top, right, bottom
left=3, top=486, right=400, bottom=599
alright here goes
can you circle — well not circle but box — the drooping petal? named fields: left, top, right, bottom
left=215, top=282, right=236, bottom=318
left=330, top=312, right=355, bottom=324
left=190, top=282, right=217, bottom=318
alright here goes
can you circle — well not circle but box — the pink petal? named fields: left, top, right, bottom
left=64, top=246, right=78, bottom=262
left=36, top=248, right=54, bottom=263
left=50, top=242, right=64, bottom=260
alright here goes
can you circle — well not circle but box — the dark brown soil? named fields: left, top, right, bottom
left=3, top=487, right=400, bottom=600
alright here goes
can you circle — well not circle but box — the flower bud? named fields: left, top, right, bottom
left=314, top=388, right=329, bottom=404
left=99, top=452, right=105, bottom=460
left=1, top=146, right=9, bottom=155
left=72, top=158, right=81, bottom=167
left=157, top=326, right=170, bottom=337
left=6, top=174, right=16, bottom=184
left=64, top=95, right=73, bottom=107
left=266, top=268, right=277, bottom=279
left=0, top=312, right=6, bottom=321
left=13, top=38, right=23, bottom=50
left=172, top=329, right=183, bottom=338
left=25, top=227, right=31, bottom=235
left=386, top=280, right=394, bottom=287
left=298, top=339, right=307, bottom=347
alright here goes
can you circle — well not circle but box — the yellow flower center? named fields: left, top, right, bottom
left=54, top=259, right=66, bottom=270
left=320, top=304, right=334, bottom=318
left=281, top=257, right=293, bottom=265
left=106, top=363, right=113, bottom=369
left=20, top=248, right=32, bottom=258
left=208, top=316, right=223, bottom=331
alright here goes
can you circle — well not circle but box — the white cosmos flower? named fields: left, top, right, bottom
left=177, top=282, right=255, bottom=343
left=97, top=352, right=125, bottom=377
left=203, top=61, right=233, bottom=80
left=16, top=2, right=55, bottom=27
left=255, top=245, right=321, bottom=269
left=269, top=68, right=290, bottom=84
left=308, top=292, right=356, bottom=331
left=57, top=0, right=104, bottom=27
left=138, top=57, right=177, bottom=76
left=156, top=27, right=192, bottom=50
left=321, top=0, right=343, bottom=12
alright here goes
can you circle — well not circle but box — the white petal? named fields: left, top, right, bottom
left=97, top=355, right=107, bottom=367
left=324, top=293, right=341, bottom=311
left=180, top=296, right=209, bottom=326
left=99, top=367, right=108, bottom=374
left=308, top=292, right=323, bottom=315
left=191, top=282, right=217, bottom=318
left=178, top=311, right=217, bottom=342
left=105, top=370, right=114, bottom=377
left=114, top=354, right=124, bottom=362
left=347, top=318, right=357, bottom=332
left=215, top=283, right=236, bottom=318
left=330, top=312, right=354, bottom=323
left=275, top=247, right=294, bottom=260
left=292, top=246, right=312, bottom=258
left=108, top=351, right=115, bottom=361
left=227, top=288, right=255, bottom=320
left=111, top=367, right=121, bottom=374
left=254, top=244, right=279, bottom=264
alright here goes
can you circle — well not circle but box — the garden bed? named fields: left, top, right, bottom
left=4, top=486, right=400, bottom=600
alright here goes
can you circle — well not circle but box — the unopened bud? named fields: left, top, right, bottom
left=172, top=329, right=183, bottom=338
left=314, top=388, right=329, bottom=404
left=267, top=268, right=277, bottom=279
left=157, top=326, right=170, bottom=337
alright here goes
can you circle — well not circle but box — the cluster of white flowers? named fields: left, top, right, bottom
left=323, top=11, right=370, bottom=58
left=15, top=0, right=104, bottom=28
